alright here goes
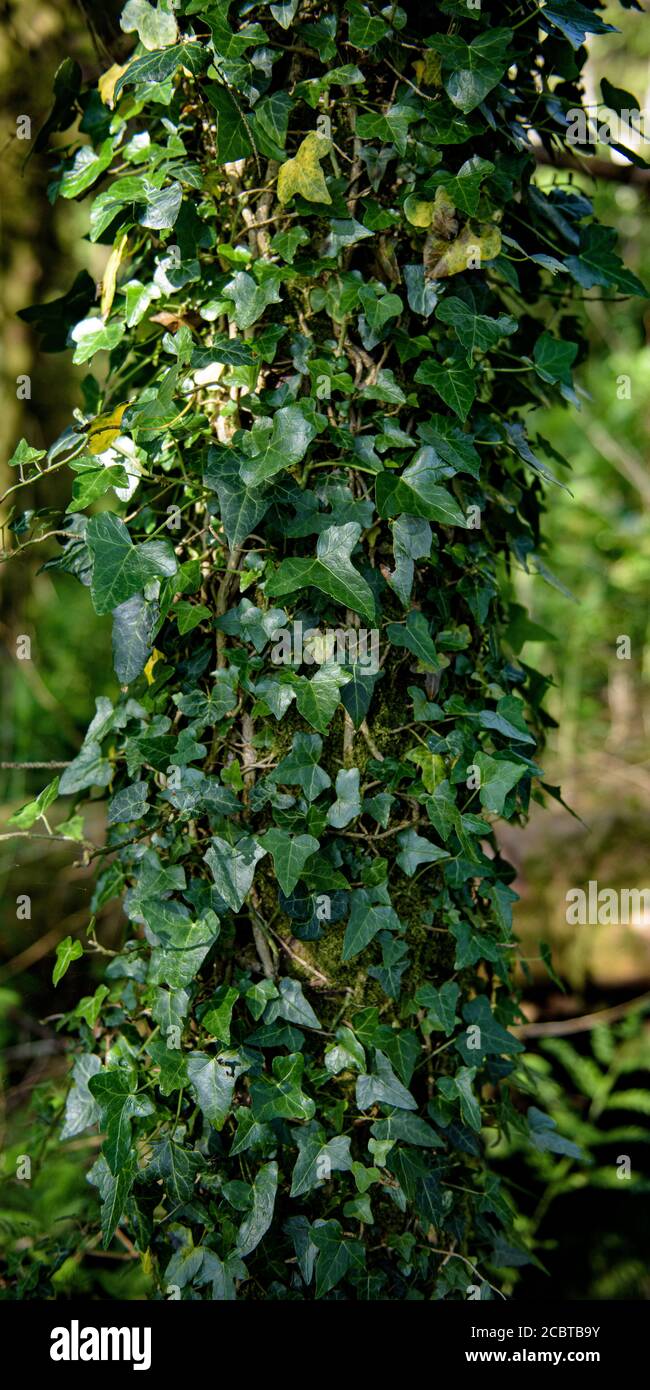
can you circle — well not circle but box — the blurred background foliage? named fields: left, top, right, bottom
left=0, top=0, right=648, bottom=1300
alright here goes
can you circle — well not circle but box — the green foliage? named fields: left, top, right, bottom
left=490, top=1008, right=650, bottom=1247
left=3, top=0, right=646, bottom=1301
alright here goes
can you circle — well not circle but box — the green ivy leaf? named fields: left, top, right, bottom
left=266, top=523, right=376, bottom=622
left=432, top=29, right=513, bottom=113
left=259, top=829, right=320, bottom=895
left=205, top=835, right=267, bottom=912
left=414, top=358, right=476, bottom=421
left=86, top=512, right=177, bottom=616
left=290, top=1125, right=353, bottom=1198
left=236, top=1161, right=279, bottom=1257
left=53, top=935, right=83, bottom=986
left=88, top=1068, right=155, bottom=1173
left=187, top=1051, right=246, bottom=1130
left=342, top=891, right=400, bottom=962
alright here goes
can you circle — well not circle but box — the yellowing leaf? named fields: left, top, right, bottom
left=277, top=133, right=332, bottom=206
left=87, top=404, right=128, bottom=455
left=144, top=648, right=163, bottom=685
left=405, top=186, right=457, bottom=232
left=413, top=51, right=442, bottom=87
left=99, top=62, right=128, bottom=107
left=101, top=233, right=129, bottom=319
left=425, top=222, right=501, bottom=278
left=404, top=197, right=435, bottom=229
left=405, top=749, right=446, bottom=792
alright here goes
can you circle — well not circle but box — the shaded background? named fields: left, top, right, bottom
left=0, top=0, right=648, bottom=1299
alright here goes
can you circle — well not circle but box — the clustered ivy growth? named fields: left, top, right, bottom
left=5, top=0, right=646, bottom=1300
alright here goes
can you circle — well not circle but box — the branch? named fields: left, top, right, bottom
left=533, top=146, right=650, bottom=187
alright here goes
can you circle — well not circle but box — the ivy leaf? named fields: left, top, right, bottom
left=479, top=702, right=535, bottom=744
left=112, top=594, right=157, bottom=685
left=114, top=39, right=207, bottom=98
left=139, top=180, right=182, bottom=230
left=203, top=985, right=239, bottom=1044
left=277, top=132, right=332, bottom=205
left=327, top=768, right=361, bottom=829
left=205, top=835, right=267, bottom=912
left=70, top=460, right=129, bottom=510
left=377, top=459, right=467, bottom=526
left=88, top=1068, right=154, bottom=1173
left=415, top=981, right=460, bottom=1036
left=252, top=91, right=293, bottom=157
left=527, top=1106, right=585, bottom=1159
left=414, top=358, right=476, bottom=422
left=427, top=223, right=502, bottom=279
left=236, top=1161, right=278, bottom=1257
left=53, top=936, right=83, bottom=986
left=120, top=0, right=178, bottom=50
left=455, top=995, right=525, bottom=1064
left=290, top=1125, right=353, bottom=1198
left=250, top=1053, right=316, bottom=1122
left=266, top=523, right=376, bottom=622
left=356, top=1050, right=417, bottom=1111
left=436, top=297, right=517, bottom=355
left=259, top=829, right=320, bottom=895
left=59, top=739, right=112, bottom=795
left=145, top=1136, right=201, bottom=1205
left=205, top=450, right=271, bottom=547
left=296, top=665, right=345, bottom=734
left=17, top=270, right=95, bottom=350
left=356, top=105, right=418, bottom=157
left=533, top=332, right=578, bottom=386
left=269, top=732, right=331, bottom=802
left=474, top=752, right=527, bottom=815
left=565, top=224, right=646, bottom=297
left=58, top=141, right=116, bottom=199
left=187, top=1051, right=246, bottom=1130
left=325, top=1027, right=366, bottom=1076
left=358, top=285, right=403, bottom=331
left=438, top=1067, right=481, bottom=1131
left=88, top=1154, right=136, bottom=1249
left=71, top=316, right=125, bottom=364
left=174, top=672, right=239, bottom=725
left=7, top=438, right=47, bottom=470
left=386, top=611, right=440, bottom=670
left=239, top=405, right=317, bottom=485
left=206, top=84, right=253, bottom=162
left=342, top=891, right=400, bottom=962
left=146, top=1038, right=188, bottom=1096
left=311, top=1220, right=352, bottom=1297
left=395, top=829, right=450, bottom=876
left=340, top=666, right=379, bottom=727
left=539, top=1, right=616, bottom=49
left=223, top=270, right=283, bottom=329
left=8, top=775, right=60, bottom=829
left=432, top=29, right=513, bottom=113
left=370, top=1113, right=443, bottom=1149
left=264, top=977, right=322, bottom=1030
left=439, top=155, right=496, bottom=217
left=107, top=781, right=150, bottom=824
left=347, top=1, right=389, bottom=48
left=148, top=911, right=221, bottom=989
left=60, top=1054, right=101, bottom=1139
left=86, top=513, right=177, bottom=616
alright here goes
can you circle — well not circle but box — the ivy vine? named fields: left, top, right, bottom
left=4, top=0, right=645, bottom=1300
